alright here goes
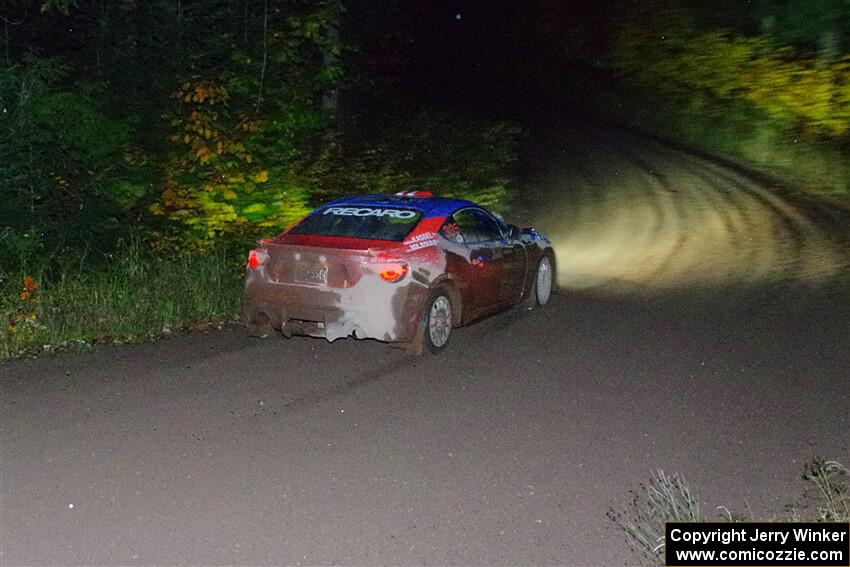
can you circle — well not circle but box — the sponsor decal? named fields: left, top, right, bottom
left=323, top=207, right=417, bottom=219
left=406, top=231, right=439, bottom=251
left=442, top=223, right=459, bottom=237
left=440, top=222, right=464, bottom=243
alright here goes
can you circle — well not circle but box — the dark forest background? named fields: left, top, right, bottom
left=3, top=0, right=849, bottom=356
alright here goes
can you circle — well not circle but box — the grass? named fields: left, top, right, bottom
left=2, top=239, right=245, bottom=359
left=610, top=458, right=850, bottom=566
left=1, top=108, right=523, bottom=361
left=804, top=459, right=850, bottom=522
left=565, top=65, right=850, bottom=199
left=608, top=470, right=704, bottom=565
left=643, top=102, right=850, bottom=197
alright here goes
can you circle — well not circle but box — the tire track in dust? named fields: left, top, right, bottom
left=527, top=126, right=848, bottom=295
left=640, top=137, right=844, bottom=286
left=601, top=133, right=798, bottom=287
left=528, top=127, right=685, bottom=290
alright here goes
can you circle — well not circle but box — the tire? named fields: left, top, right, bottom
left=530, top=255, right=554, bottom=307
left=422, top=288, right=454, bottom=354
left=246, top=313, right=273, bottom=338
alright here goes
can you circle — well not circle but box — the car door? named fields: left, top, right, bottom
left=458, top=208, right=527, bottom=306
left=498, top=225, right=528, bottom=305
left=444, top=208, right=505, bottom=319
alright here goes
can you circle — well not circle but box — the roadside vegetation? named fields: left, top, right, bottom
left=610, top=459, right=850, bottom=565
left=2, top=239, right=245, bottom=357
left=0, top=1, right=520, bottom=359
left=539, top=0, right=850, bottom=196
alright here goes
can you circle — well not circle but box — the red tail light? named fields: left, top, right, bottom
left=248, top=249, right=268, bottom=270
left=378, top=263, right=408, bottom=282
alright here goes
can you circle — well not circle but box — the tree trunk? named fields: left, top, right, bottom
left=255, top=0, right=268, bottom=113
left=818, top=29, right=839, bottom=64
left=321, top=24, right=340, bottom=118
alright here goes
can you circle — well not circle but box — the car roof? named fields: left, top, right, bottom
left=323, top=193, right=480, bottom=219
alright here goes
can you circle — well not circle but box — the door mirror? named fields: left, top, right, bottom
left=507, top=224, right=520, bottom=240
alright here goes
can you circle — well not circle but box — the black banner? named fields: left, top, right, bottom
left=665, top=522, right=850, bottom=567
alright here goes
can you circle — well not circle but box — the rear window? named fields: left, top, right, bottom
left=288, top=205, right=423, bottom=242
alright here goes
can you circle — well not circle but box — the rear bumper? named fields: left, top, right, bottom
left=244, top=274, right=428, bottom=343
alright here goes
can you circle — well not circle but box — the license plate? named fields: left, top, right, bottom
left=294, top=262, right=328, bottom=285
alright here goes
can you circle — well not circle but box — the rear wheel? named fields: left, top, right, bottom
left=246, top=313, right=273, bottom=338
left=423, top=289, right=453, bottom=354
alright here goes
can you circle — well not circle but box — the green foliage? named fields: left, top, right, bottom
left=693, top=0, right=850, bottom=54
left=0, top=0, right=523, bottom=356
left=38, top=0, right=77, bottom=15
left=152, top=79, right=313, bottom=245
left=149, top=0, right=345, bottom=246
left=745, top=52, right=850, bottom=136
left=154, top=94, right=521, bottom=244
left=571, top=64, right=850, bottom=194
left=0, top=58, right=136, bottom=271
left=608, top=470, right=703, bottom=565
left=588, top=0, right=850, bottom=195
left=32, top=91, right=127, bottom=166
left=1, top=239, right=244, bottom=359
left=610, top=2, right=850, bottom=138
left=305, top=110, right=522, bottom=213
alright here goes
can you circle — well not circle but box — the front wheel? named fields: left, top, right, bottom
left=531, top=255, right=553, bottom=306
left=423, top=290, right=453, bottom=354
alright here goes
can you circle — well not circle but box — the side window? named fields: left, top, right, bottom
left=450, top=209, right=504, bottom=244
left=473, top=210, right=505, bottom=242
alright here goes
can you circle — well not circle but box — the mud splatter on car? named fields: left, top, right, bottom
left=244, top=191, right=556, bottom=353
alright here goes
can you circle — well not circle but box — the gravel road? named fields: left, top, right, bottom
left=2, top=122, right=848, bottom=565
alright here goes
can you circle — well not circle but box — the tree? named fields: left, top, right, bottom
left=0, top=56, right=133, bottom=270
left=151, top=0, right=344, bottom=245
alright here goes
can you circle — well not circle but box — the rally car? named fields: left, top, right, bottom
left=244, top=191, right=556, bottom=353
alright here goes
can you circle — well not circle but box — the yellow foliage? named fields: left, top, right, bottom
left=611, top=10, right=850, bottom=138
left=243, top=203, right=267, bottom=214
left=155, top=78, right=310, bottom=246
